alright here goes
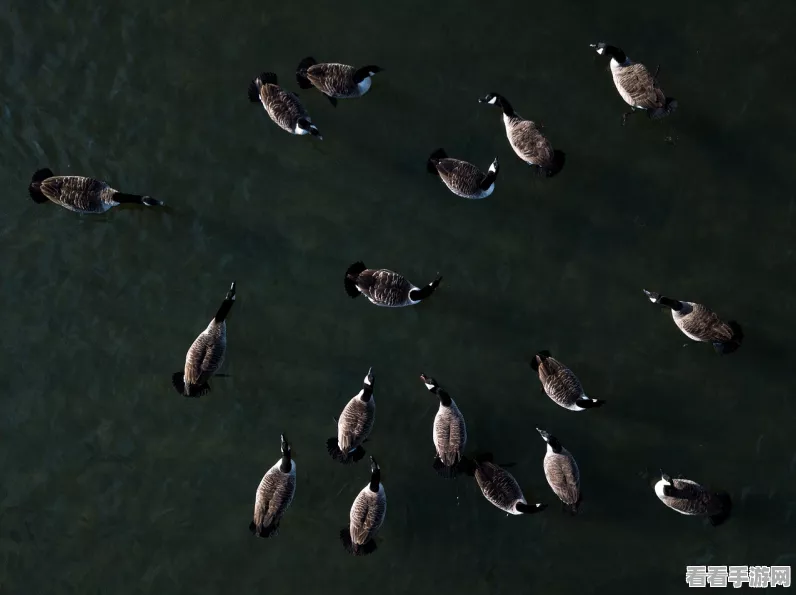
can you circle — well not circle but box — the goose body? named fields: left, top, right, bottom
left=248, top=72, right=322, bottom=138
left=654, top=473, right=732, bottom=526
left=537, top=429, right=581, bottom=513
left=344, top=261, right=442, bottom=307
left=427, top=149, right=499, bottom=199
left=250, top=435, right=297, bottom=538
left=591, top=43, right=678, bottom=121
left=473, top=460, right=546, bottom=515
left=172, top=282, right=236, bottom=397
left=327, top=368, right=375, bottom=464
left=28, top=169, right=162, bottom=213
left=479, top=93, right=565, bottom=177
left=531, top=351, right=604, bottom=411
left=420, top=375, right=467, bottom=477
left=296, top=57, right=383, bottom=105
left=643, top=290, right=743, bottom=354
left=340, top=457, right=387, bottom=556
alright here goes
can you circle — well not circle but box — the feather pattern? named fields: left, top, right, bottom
left=537, top=356, right=586, bottom=410
left=475, top=461, right=526, bottom=514
left=337, top=394, right=376, bottom=454
left=432, top=158, right=493, bottom=198
left=353, top=268, right=417, bottom=307
left=655, top=478, right=724, bottom=516
left=38, top=176, right=121, bottom=213
left=257, top=79, right=311, bottom=133
left=252, top=459, right=297, bottom=536
left=543, top=447, right=581, bottom=506
left=672, top=302, right=735, bottom=343
left=183, top=320, right=227, bottom=391
left=504, top=116, right=555, bottom=167
left=611, top=60, right=667, bottom=110
left=433, top=399, right=467, bottom=467
left=306, top=63, right=363, bottom=98
left=349, top=484, right=387, bottom=546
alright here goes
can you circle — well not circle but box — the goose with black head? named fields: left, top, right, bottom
left=249, top=434, right=297, bottom=538
left=643, top=290, right=743, bottom=354
left=248, top=71, right=322, bottom=139
left=478, top=93, right=565, bottom=177
left=654, top=471, right=732, bottom=526
left=344, top=261, right=442, bottom=307
left=427, top=149, right=499, bottom=199
left=531, top=350, right=605, bottom=411
left=296, top=57, right=383, bottom=106
left=537, top=428, right=581, bottom=514
left=340, top=456, right=387, bottom=556
left=420, top=374, right=468, bottom=478
left=327, top=368, right=376, bottom=464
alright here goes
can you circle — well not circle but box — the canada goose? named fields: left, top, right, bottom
left=536, top=428, right=581, bottom=513
left=171, top=282, right=236, bottom=397
left=249, top=434, right=297, bottom=538
left=426, top=149, right=499, bottom=199
left=27, top=169, right=162, bottom=213
left=247, top=72, right=322, bottom=139
left=591, top=42, right=678, bottom=125
left=344, top=261, right=442, bottom=307
left=327, top=368, right=375, bottom=464
left=643, top=290, right=743, bottom=354
left=420, top=374, right=467, bottom=478
left=295, top=57, right=383, bottom=107
left=654, top=472, right=732, bottom=527
left=467, top=458, right=547, bottom=516
left=530, top=350, right=605, bottom=411
left=340, top=456, right=387, bottom=556
left=478, top=93, right=565, bottom=177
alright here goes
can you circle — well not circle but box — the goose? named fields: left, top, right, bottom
left=420, top=374, right=467, bottom=478
left=249, top=434, right=297, bottom=538
left=536, top=428, right=581, bottom=514
left=344, top=261, right=442, bottom=307
left=468, top=458, right=547, bottom=516
left=295, top=57, right=383, bottom=106
left=643, top=290, right=743, bottom=354
left=426, top=149, right=499, bottom=199
left=654, top=472, right=732, bottom=527
left=530, top=350, right=605, bottom=411
left=327, top=368, right=375, bottom=464
left=28, top=168, right=162, bottom=213
left=478, top=93, right=565, bottom=177
left=171, top=282, right=236, bottom=397
left=340, top=456, right=387, bottom=556
left=591, top=42, right=678, bottom=125
left=247, top=72, right=322, bottom=139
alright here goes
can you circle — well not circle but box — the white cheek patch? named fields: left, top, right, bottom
left=488, top=96, right=497, bottom=105
left=424, top=383, right=435, bottom=390
left=488, top=162, right=498, bottom=173
left=597, top=47, right=605, bottom=55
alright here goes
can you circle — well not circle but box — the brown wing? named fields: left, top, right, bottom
left=356, top=269, right=413, bottom=307
left=350, top=487, right=387, bottom=545
left=40, top=176, right=111, bottom=212
left=539, top=357, right=584, bottom=406
left=508, top=119, right=555, bottom=167
left=543, top=449, right=580, bottom=505
left=434, top=158, right=487, bottom=196
left=666, top=479, right=722, bottom=515
left=433, top=403, right=467, bottom=466
left=338, top=397, right=375, bottom=453
left=475, top=462, right=524, bottom=511
left=307, top=63, right=357, bottom=97
left=252, top=465, right=297, bottom=532
left=615, top=63, right=666, bottom=109
left=678, top=303, right=734, bottom=342
left=184, top=322, right=226, bottom=386
left=260, top=83, right=308, bottom=131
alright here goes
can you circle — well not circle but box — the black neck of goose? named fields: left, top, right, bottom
left=360, top=384, right=374, bottom=402
left=480, top=169, right=498, bottom=190
left=280, top=450, right=292, bottom=473
left=437, top=389, right=453, bottom=407
left=114, top=192, right=145, bottom=204
left=548, top=438, right=563, bottom=454
left=604, top=45, right=627, bottom=64
left=214, top=297, right=235, bottom=323
left=369, top=468, right=381, bottom=492
left=498, top=96, right=516, bottom=117
left=409, top=284, right=435, bottom=301
left=659, top=296, right=684, bottom=311
left=353, top=66, right=376, bottom=83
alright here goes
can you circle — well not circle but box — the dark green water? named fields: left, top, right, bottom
left=2, top=0, right=795, bottom=593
